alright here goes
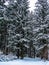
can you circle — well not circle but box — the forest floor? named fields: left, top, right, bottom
left=0, top=55, right=49, bottom=65
left=0, top=51, right=49, bottom=65
left=0, top=58, right=49, bottom=65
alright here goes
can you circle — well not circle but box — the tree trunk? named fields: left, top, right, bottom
left=29, top=46, right=32, bottom=58
left=48, top=48, right=49, bottom=60
left=33, top=47, right=35, bottom=58
left=20, top=43, right=24, bottom=59
left=17, top=49, right=20, bottom=59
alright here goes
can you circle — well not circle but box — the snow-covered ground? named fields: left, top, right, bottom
left=0, top=56, right=49, bottom=65
left=0, top=52, right=17, bottom=62
left=0, top=59, right=49, bottom=65
left=0, top=52, right=49, bottom=65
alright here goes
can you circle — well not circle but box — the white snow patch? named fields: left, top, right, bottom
left=19, top=38, right=29, bottom=42
left=4, top=1, right=9, bottom=6
left=0, top=54, right=48, bottom=65
left=33, top=28, right=39, bottom=32
left=0, top=59, right=48, bottom=65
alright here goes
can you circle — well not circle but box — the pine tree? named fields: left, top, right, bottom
left=0, top=0, right=5, bottom=50
left=24, top=12, right=36, bottom=58
left=4, top=0, right=19, bottom=55
left=0, top=0, right=9, bottom=55
left=16, top=0, right=30, bottom=59
left=34, top=0, right=49, bottom=59
left=4, top=0, right=30, bottom=59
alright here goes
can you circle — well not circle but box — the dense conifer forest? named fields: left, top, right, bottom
left=0, top=0, right=49, bottom=60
